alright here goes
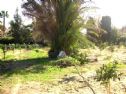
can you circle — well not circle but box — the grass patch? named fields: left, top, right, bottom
left=1, top=46, right=126, bottom=91
left=0, top=48, right=48, bottom=61
left=0, top=48, right=88, bottom=88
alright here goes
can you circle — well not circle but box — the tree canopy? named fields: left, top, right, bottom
left=22, top=0, right=91, bottom=58
left=9, top=9, right=33, bottom=43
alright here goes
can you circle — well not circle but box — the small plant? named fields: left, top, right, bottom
left=54, top=56, right=79, bottom=68
left=99, top=42, right=108, bottom=50
left=96, top=60, right=122, bottom=94
left=27, top=44, right=33, bottom=50
left=77, top=53, right=89, bottom=65
left=34, top=44, right=39, bottom=48
left=71, top=52, right=89, bottom=65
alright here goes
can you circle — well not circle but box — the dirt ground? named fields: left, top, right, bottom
left=1, top=71, right=126, bottom=94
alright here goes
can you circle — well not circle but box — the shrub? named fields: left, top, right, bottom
left=71, top=51, right=89, bottom=65
left=0, top=37, right=14, bottom=44
left=54, top=56, right=80, bottom=68
left=96, top=60, right=122, bottom=94
left=99, top=42, right=109, bottom=50
left=79, top=53, right=89, bottom=64
left=96, top=61, right=119, bottom=84
left=27, top=44, right=33, bottom=50
left=33, top=44, right=40, bottom=48
left=15, top=44, right=21, bottom=49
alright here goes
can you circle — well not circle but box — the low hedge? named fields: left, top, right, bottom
left=0, top=37, right=15, bottom=44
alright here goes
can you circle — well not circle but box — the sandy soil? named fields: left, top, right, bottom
left=1, top=46, right=126, bottom=94
left=3, top=71, right=126, bottom=94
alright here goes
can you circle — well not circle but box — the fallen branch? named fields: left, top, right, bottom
left=74, top=65, right=96, bottom=94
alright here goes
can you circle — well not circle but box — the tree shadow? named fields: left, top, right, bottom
left=58, top=76, right=77, bottom=84
left=0, top=57, right=55, bottom=77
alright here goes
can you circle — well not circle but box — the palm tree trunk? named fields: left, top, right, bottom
left=3, top=15, right=5, bottom=37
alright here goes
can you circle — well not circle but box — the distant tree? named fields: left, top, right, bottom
left=21, top=24, right=33, bottom=43
left=100, top=16, right=112, bottom=42
left=117, top=26, right=126, bottom=44
left=22, top=0, right=91, bottom=58
left=0, top=22, right=3, bottom=30
left=86, top=17, right=105, bottom=45
left=0, top=11, right=9, bottom=36
left=120, top=26, right=126, bottom=36
left=0, top=22, right=4, bottom=37
left=10, top=9, right=23, bottom=43
left=9, top=9, right=33, bottom=43
left=110, top=27, right=118, bottom=44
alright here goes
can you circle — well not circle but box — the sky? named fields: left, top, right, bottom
left=94, top=0, right=126, bottom=28
left=0, top=0, right=126, bottom=28
left=0, top=0, right=30, bottom=27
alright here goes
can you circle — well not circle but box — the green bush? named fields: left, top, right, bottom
left=96, top=61, right=119, bottom=84
left=0, top=44, right=4, bottom=49
left=0, top=37, right=14, bottom=44
left=99, top=42, right=109, bottom=50
left=71, top=51, right=89, bottom=65
left=78, top=53, right=89, bottom=65
left=27, top=44, right=33, bottom=50
left=95, top=60, right=122, bottom=94
left=117, top=36, right=126, bottom=45
left=54, top=56, right=80, bottom=68
left=15, top=44, right=21, bottom=49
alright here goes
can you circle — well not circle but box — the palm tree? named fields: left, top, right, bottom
left=0, top=11, right=9, bottom=36
left=86, top=17, right=106, bottom=45
left=22, top=0, right=91, bottom=58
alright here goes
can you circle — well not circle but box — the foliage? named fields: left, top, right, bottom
left=0, top=22, right=4, bottom=36
left=86, top=17, right=105, bottom=45
left=0, top=44, right=42, bottom=50
left=98, top=42, right=109, bottom=50
left=78, top=34, right=95, bottom=49
left=0, top=37, right=14, bottom=44
left=9, top=9, right=33, bottom=44
left=50, top=51, right=90, bottom=67
left=86, top=16, right=119, bottom=45
left=0, top=44, right=43, bottom=60
left=0, top=10, right=9, bottom=36
left=117, top=36, right=126, bottom=45
left=100, top=16, right=112, bottom=42
left=96, top=60, right=122, bottom=94
left=0, top=22, right=3, bottom=29
left=20, top=24, right=33, bottom=43
left=71, top=52, right=89, bottom=65
left=22, top=0, right=91, bottom=58
left=100, top=16, right=119, bottom=44
left=54, top=56, right=79, bottom=68
left=78, top=53, right=89, bottom=64
left=110, top=27, right=118, bottom=44
left=96, top=60, right=122, bottom=84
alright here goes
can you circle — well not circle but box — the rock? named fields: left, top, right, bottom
left=57, top=51, right=66, bottom=58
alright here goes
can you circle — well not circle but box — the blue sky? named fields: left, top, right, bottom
left=0, top=0, right=126, bottom=28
